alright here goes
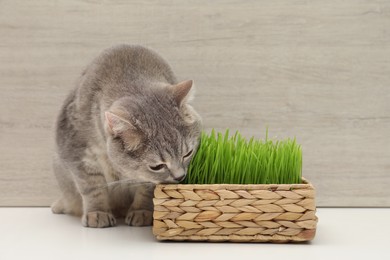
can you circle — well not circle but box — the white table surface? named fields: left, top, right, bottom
left=0, top=208, right=389, bottom=260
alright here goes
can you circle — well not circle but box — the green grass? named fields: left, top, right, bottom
left=183, top=129, right=302, bottom=185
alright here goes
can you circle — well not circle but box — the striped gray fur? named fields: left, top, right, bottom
left=52, top=45, right=202, bottom=228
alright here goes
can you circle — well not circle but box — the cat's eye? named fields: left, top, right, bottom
left=149, top=164, right=166, bottom=171
left=183, top=150, right=193, bottom=159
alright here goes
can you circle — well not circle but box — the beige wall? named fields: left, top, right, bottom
left=1, top=0, right=389, bottom=207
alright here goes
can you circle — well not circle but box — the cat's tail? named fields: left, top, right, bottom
left=51, top=198, right=65, bottom=214
left=51, top=197, right=83, bottom=216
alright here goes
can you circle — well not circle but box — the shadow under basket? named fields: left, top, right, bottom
left=153, top=178, right=318, bottom=243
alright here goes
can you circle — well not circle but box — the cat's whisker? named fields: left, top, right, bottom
left=94, top=180, right=152, bottom=190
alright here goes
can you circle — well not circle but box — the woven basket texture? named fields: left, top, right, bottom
left=153, top=179, right=317, bottom=242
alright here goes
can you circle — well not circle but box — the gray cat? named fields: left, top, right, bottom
left=51, top=44, right=202, bottom=228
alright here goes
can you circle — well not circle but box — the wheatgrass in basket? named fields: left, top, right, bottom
left=153, top=129, right=317, bottom=243
left=184, top=129, right=302, bottom=185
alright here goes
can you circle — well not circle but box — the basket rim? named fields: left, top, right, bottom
left=156, top=177, right=313, bottom=191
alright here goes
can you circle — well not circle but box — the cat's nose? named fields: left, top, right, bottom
left=173, top=175, right=185, bottom=182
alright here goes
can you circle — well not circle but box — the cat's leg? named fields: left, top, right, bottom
left=125, top=184, right=155, bottom=226
left=71, top=164, right=116, bottom=228
left=51, top=156, right=83, bottom=216
left=53, top=153, right=116, bottom=228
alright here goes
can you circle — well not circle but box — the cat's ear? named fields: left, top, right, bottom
left=105, top=111, right=133, bottom=136
left=105, top=111, right=142, bottom=150
left=171, top=80, right=194, bottom=106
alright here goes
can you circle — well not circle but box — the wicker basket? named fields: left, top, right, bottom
left=153, top=178, right=317, bottom=242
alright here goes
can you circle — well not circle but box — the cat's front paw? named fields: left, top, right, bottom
left=82, top=211, right=116, bottom=228
left=125, top=209, right=153, bottom=226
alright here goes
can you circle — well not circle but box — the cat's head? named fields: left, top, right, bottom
left=104, top=80, right=202, bottom=184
